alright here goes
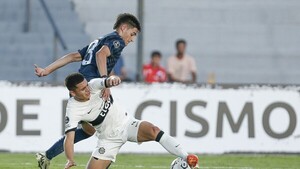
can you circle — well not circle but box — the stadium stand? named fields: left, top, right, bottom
left=0, top=0, right=89, bottom=82
left=1, top=0, right=300, bottom=84
left=72, top=0, right=300, bottom=84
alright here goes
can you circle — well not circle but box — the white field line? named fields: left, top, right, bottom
left=12, top=162, right=292, bottom=169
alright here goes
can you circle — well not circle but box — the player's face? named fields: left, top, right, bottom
left=122, top=25, right=139, bottom=45
left=72, top=79, right=91, bottom=102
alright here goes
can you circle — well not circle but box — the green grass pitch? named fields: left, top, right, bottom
left=0, top=153, right=299, bottom=169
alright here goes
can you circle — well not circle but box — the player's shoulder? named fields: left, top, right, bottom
left=65, top=98, right=79, bottom=117
left=101, top=31, right=123, bottom=41
left=99, top=32, right=125, bottom=50
left=66, top=98, right=92, bottom=116
left=66, top=97, right=79, bottom=109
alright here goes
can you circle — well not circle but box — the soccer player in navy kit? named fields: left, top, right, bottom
left=34, top=13, right=141, bottom=169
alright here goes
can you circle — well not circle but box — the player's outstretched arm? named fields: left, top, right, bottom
left=64, top=131, right=76, bottom=169
left=34, top=52, right=82, bottom=77
left=96, top=45, right=111, bottom=77
left=96, top=45, right=111, bottom=100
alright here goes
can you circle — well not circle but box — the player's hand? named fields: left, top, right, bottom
left=101, top=76, right=121, bottom=100
left=64, top=160, right=76, bottom=169
left=106, top=75, right=121, bottom=87
left=34, top=64, right=48, bottom=77
left=101, top=88, right=111, bottom=101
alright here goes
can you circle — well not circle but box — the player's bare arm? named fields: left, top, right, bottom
left=96, top=45, right=111, bottom=77
left=81, top=121, right=95, bottom=135
left=96, top=45, right=111, bottom=100
left=34, top=52, right=82, bottom=77
left=64, top=131, right=76, bottom=169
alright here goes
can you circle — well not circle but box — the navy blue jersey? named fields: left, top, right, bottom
left=78, top=31, right=125, bottom=81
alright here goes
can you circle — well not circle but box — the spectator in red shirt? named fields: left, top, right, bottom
left=143, top=51, right=167, bottom=83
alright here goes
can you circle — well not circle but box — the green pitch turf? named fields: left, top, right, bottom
left=0, top=153, right=299, bottom=169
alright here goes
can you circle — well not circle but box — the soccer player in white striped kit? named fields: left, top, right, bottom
left=63, top=73, right=199, bottom=169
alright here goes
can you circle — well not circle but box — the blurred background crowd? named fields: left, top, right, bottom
left=1, top=0, right=300, bottom=85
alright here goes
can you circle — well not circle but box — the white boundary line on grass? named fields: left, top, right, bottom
left=17, top=162, right=291, bottom=169
left=57, top=164, right=255, bottom=169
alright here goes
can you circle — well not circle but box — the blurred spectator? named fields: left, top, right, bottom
left=143, top=51, right=167, bottom=83
left=112, top=55, right=131, bottom=82
left=167, top=39, right=197, bottom=84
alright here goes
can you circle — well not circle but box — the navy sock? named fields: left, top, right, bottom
left=45, top=128, right=91, bottom=160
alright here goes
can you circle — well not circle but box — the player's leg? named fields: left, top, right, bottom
left=136, top=121, right=188, bottom=159
left=86, top=157, right=112, bottom=169
left=88, top=138, right=123, bottom=169
left=132, top=120, right=199, bottom=168
left=45, top=122, right=95, bottom=160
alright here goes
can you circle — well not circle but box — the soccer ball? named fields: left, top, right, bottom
left=170, top=157, right=191, bottom=169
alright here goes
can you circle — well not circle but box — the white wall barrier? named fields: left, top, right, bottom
left=0, top=83, right=299, bottom=153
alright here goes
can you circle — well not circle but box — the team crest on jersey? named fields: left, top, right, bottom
left=98, top=147, right=105, bottom=154
left=113, top=40, right=120, bottom=48
left=65, top=116, right=69, bottom=124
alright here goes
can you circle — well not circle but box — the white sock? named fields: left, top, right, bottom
left=157, top=131, right=188, bottom=159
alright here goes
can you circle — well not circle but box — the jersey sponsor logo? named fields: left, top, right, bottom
left=113, top=40, right=120, bottom=48
left=90, top=99, right=112, bottom=126
left=98, top=147, right=105, bottom=154
left=99, top=101, right=111, bottom=117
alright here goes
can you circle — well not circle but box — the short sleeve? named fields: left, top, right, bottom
left=65, top=108, right=80, bottom=134
left=78, top=45, right=89, bottom=60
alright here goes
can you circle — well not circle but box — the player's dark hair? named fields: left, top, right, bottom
left=65, top=73, right=85, bottom=91
left=151, top=51, right=162, bottom=58
left=113, top=13, right=141, bottom=31
left=176, top=39, right=187, bottom=48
